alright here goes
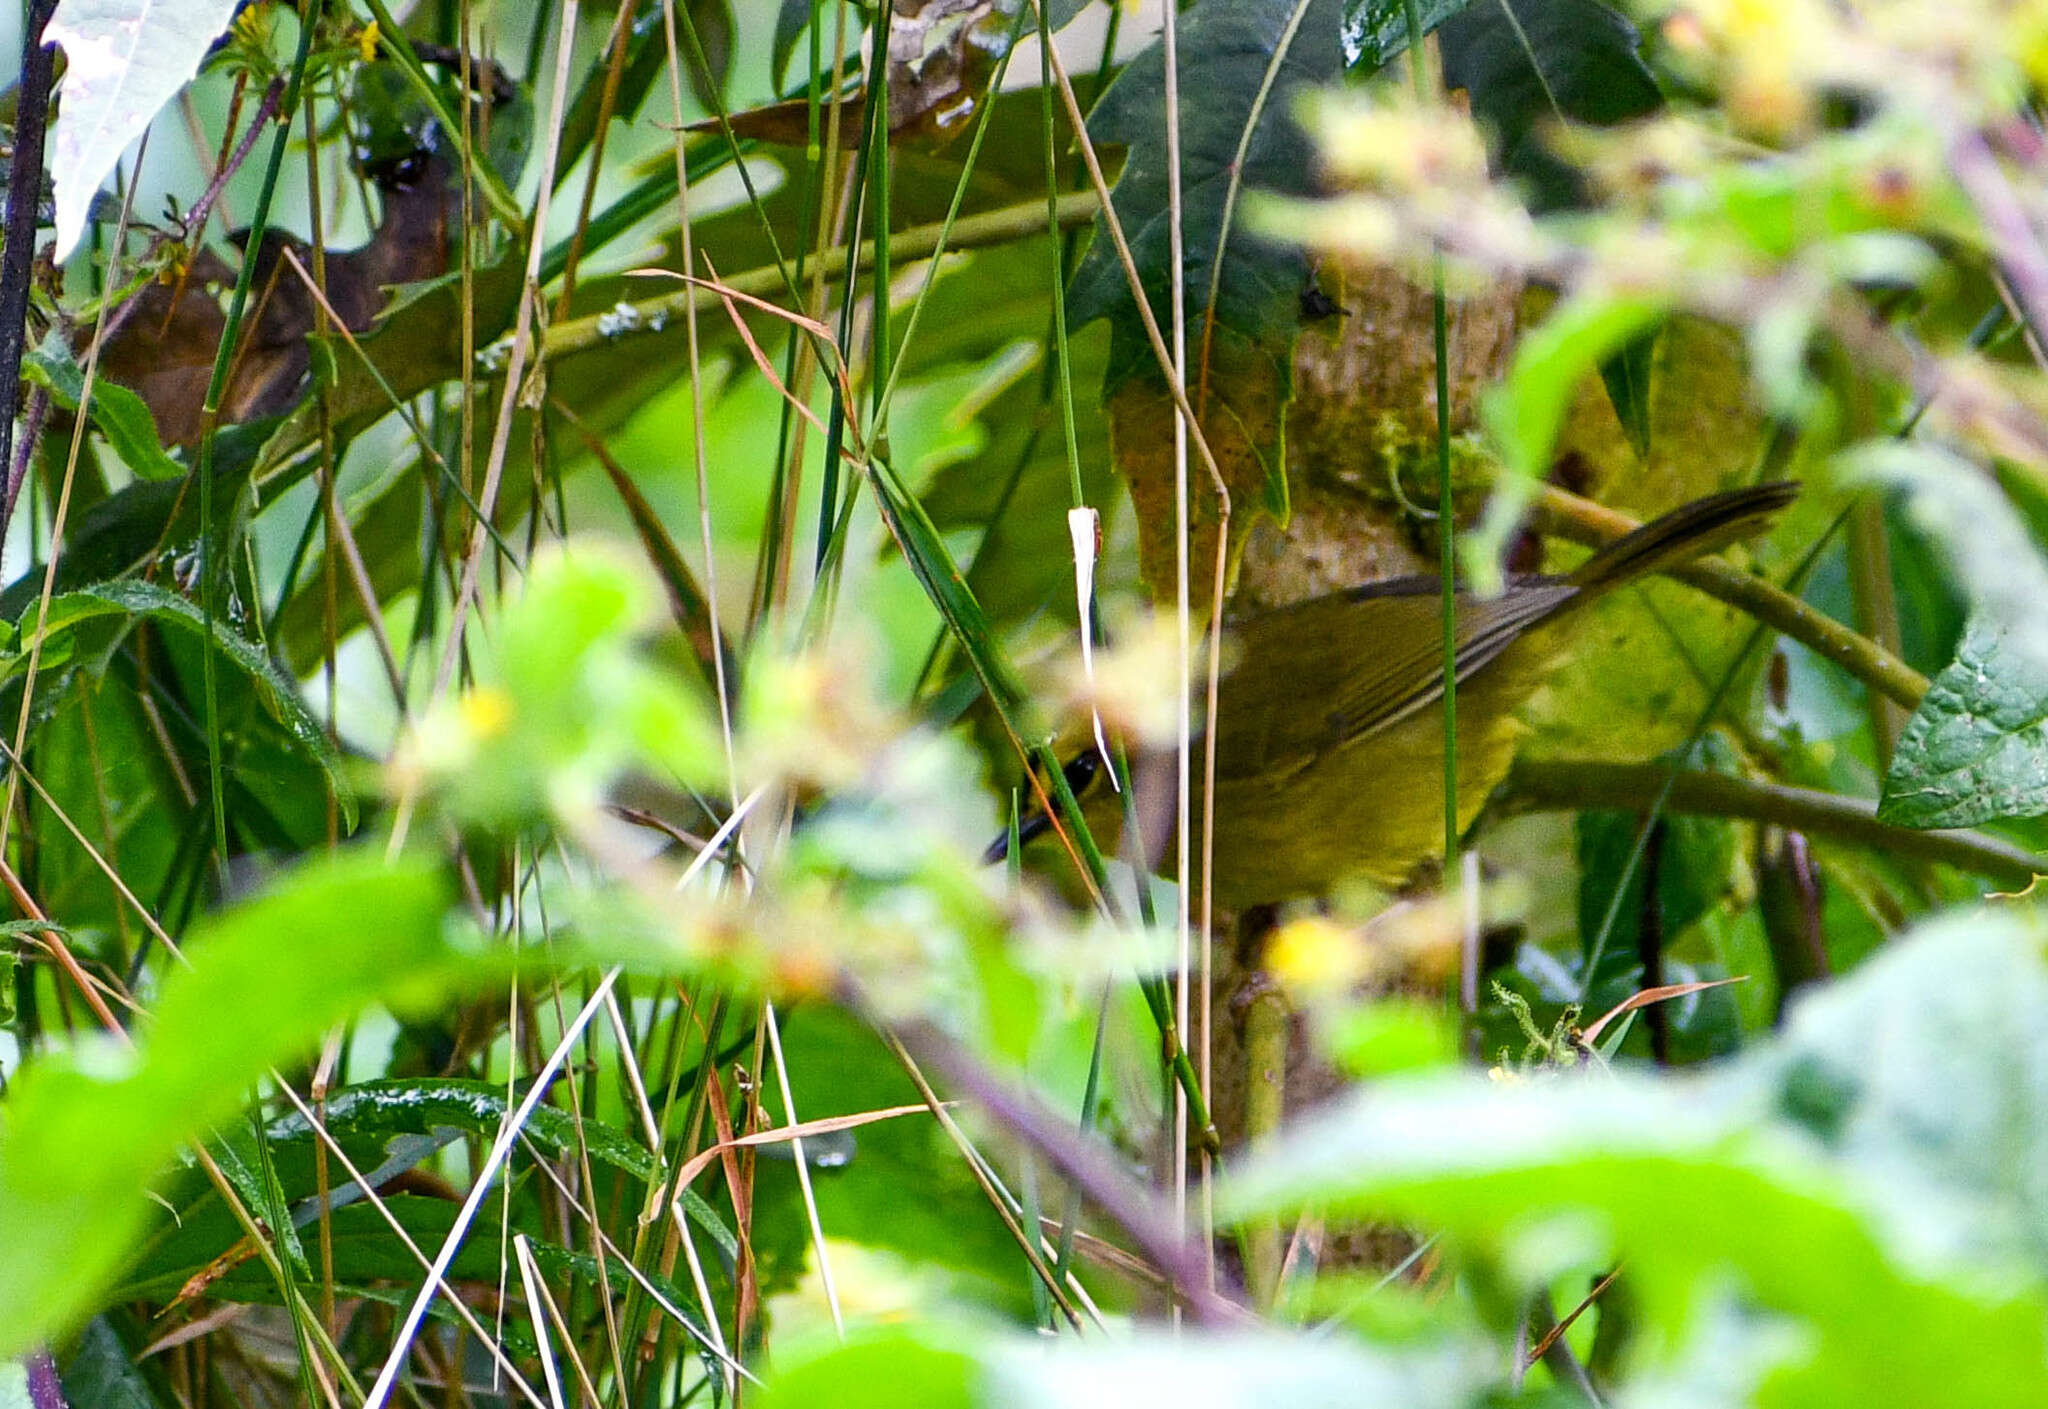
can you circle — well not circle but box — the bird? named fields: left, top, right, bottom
left=1001, top=481, right=1797, bottom=909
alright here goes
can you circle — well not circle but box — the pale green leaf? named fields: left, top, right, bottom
left=1881, top=618, right=2048, bottom=829
left=1226, top=909, right=2048, bottom=1407
left=46, top=0, right=243, bottom=260
left=1470, top=291, right=1664, bottom=587
left=22, top=333, right=182, bottom=481
left=0, top=854, right=458, bottom=1357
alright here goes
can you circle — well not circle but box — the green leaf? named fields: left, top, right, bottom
left=749, top=1009, right=1031, bottom=1302
left=684, top=0, right=736, bottom=112
left=1846, top=441, right=2048, bottom=674
left=1599, top=321, right=1659, bottom=458
left=758, top=1326, right=980, bottom=1409
left=772, top=0, right=815, bottom=90
left=1577, top=810, right=1736, bottom=967
left=22, top=334, right=183, bottom=481
left=45, top=0, right=242, bottom=259
left=1341, top=0, right=1477, bottom=71
left=556, top=6, right=670, bottom=179
left=255, top=1077, right=738, bottom=1263
left=1067, top=0, right=1348, bottom=390
left=1761, top=910, right=2048, bottom=1282
left=0, top=419, right=274, bottom=618
left=979, top=1333, right=1491, bottom=1408
left=1440, top=0, right=1662, bottom=211
left=57, top=1320, right=164, bottom=1409
left=0, top=853, right=459, bottom=1357
left=1881, top=618, right=2048, bottom=829
left=906, top=240, right=1116, bottom=639
left=156, top=1195, right=710, bottom=1349
left=8, top=579, right=354, bottom=827
left=1485, top=292, right=1665, bottom=481
left=1227, top=909, right=2048, bottom=1406
left=759, top=1323, right=1492, bottom=1409
left=1470, top=291, right=1664, bottom=586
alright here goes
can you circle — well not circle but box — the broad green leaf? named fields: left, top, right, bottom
left=759, top=1323, right=1492, bottom=1409
left=1762, top=910, right=2048, bottom=1280
left=1227, top=909, right=2048, bottom=1406
left=749, top=1009, right=1033, bottom=1303
left=0, top=419, right=274, bottom=619
left=22, top=334, right=182, bottom=481
left=979, top=1333, right=1492, bottom=1408
left=7, top=579, right=353, bottom=827
left=757, top=1326, right=980, bottom=1409
left=139, top=1195, right=713, bottom=1351
left=1881, top=618, right=2048, bottom=829
left=254, top=1077, right=738, bottom=1263
left=0, top=853, right=458, bottom=1357
left=1341, top=0, right=1477, bottom=71
left=1067, top=0, right=1348, bottom=390
left=56, top=1321, right=161, bottom=1409
left=1439, top=0, right=1663, bottom=212
left=45, top=0, right=241, bottom=261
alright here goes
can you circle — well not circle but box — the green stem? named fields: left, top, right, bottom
left=1400, top=0, right=1459, bottom=875
left=543, top=191, right=1101, bottom=361
left=1240, top=981, right=1289, bottom=1310
left=1041, top=2, right=1086, bottom=509
left=1502, top=758, right=2040, bottom=889
left=194, top=10, right=322, bottom=871
left=1525, top=484, right=1929, bottom=711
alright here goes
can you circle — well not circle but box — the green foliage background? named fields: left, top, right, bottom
left=1, top=1, right=2047, bottom=1406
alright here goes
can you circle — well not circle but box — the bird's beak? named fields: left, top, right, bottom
left=983, top=808, right=1055, bottom=865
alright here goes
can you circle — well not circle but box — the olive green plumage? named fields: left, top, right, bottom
left=1032, top=482, right=1796, bottom=909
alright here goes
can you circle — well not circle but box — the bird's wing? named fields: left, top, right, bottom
left=1214, top=581, right=1577, bottom=779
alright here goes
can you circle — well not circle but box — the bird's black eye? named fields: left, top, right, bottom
left=1062, top=749, right=1104, bottom=796
left=388, top=151, right=428, bottom=187
left=1299, top=284, right=1345, bottom=321
left=364, top=148, right=431, bottom=190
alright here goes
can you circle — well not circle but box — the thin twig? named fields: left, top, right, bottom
left=0, top=0, right=60, bottom=551
left=884, top=1011, right=1242, bottom=1327
left=1501, top=758, right=2041, bottom=887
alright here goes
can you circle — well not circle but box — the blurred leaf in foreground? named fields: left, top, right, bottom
left=0, top=854, right=458, bottom=1358
left=1227, top=908, right=2048, bottom=1406
left=758, top=1322, right=1494, bottom=1409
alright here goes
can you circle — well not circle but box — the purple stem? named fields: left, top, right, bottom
left=0, top=0, right=60, bottom=554
left=2, top=385, right=51, bottom=569
left=183, top=79, right=286, bottom=245
left=25, top=1347, right=68, bottom=1409
left=887, top=1012, right=1242, bottom=1325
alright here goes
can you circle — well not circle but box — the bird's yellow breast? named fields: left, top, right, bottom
left=1199, top=641, right=1551, bottom=908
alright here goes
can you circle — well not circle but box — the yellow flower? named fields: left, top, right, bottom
left=459, top=686, right=514, bottom=740
left=358, top=21, right=381, bottom=64
left=1266, top=916, right=1367, bottom=999
left=232, top=4, right=271, bottom=49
